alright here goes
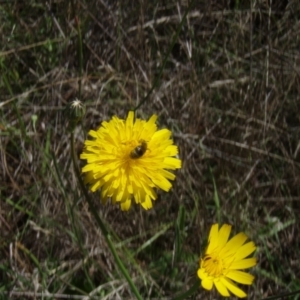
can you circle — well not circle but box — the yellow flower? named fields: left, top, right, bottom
left=198, top=224, right=257, bottom=298
left=80, top=111, right=181, bottom=211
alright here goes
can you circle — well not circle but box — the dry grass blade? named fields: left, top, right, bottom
left=1, top=1, right=300, bottom=299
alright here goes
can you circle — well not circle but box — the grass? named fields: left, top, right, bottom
left=1, top=0, right=300, bottom=299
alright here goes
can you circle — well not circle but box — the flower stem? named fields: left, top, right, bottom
left=70, top=132, right=143, bottom=300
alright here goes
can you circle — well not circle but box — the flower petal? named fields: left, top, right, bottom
left=214, top=279, right=230, bottom=297
left=235, top=241, right=257, bottom=260
left=201, top=278, right=214, bottom=291
left=221, top=232, right=248, bottom=255
left=120, top=199, right=131, bottom=211
left=218, top=224, right=232, bottom=248
left=220, top=277, right=247, bottom=298
left=230, top=257, right=257, bottom=269
left=226, top=270, right=255, bottom=285
left=206, top=224, right=219, bottom=253
left=197, top=268, right=207, bottom=280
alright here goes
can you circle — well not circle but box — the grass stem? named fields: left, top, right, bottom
left=70, top=132, right=143, bottom=300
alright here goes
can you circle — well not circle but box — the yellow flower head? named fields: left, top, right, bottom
left=80, top=111, right=182, bottom=211
left=198, top=224, right=257, bottom=298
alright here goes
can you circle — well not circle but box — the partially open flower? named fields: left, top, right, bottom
left=198, top=224, right=257, bottom=298
left=80, top=111, right=181, bottom=210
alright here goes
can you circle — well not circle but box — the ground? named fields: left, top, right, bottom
left=1, top=1, right=300, bottom=299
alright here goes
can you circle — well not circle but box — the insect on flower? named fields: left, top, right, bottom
left=130, top=139, right=148, bottom=159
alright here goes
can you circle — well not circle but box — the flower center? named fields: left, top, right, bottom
left=202, top=253, right=224, bottom=277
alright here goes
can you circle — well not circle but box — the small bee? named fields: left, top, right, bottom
left=130, top=139, right=148, bottom=159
